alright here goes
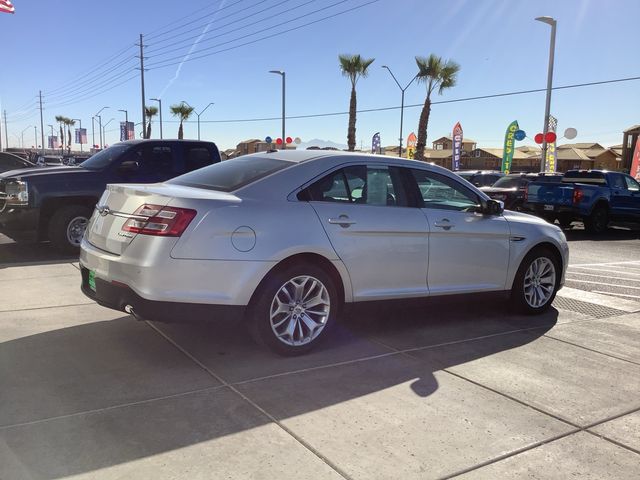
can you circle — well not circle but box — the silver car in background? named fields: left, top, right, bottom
left=80, top=151, right=569, bottom=355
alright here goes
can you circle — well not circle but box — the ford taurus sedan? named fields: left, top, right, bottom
left=80, top=151, right=569, bottom=355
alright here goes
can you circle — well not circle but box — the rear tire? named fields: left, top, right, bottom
left=248, top=263, right=339, bottom=356
left=48, top=205, right=92, bottom=254
left=511, top=247, right=561, bottom=314
left=584, top=206, right=608, bottom=234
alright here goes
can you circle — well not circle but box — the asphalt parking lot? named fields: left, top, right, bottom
left=1, top=228, right=640, bottom=479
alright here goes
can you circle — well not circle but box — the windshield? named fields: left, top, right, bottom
left=491, top=176, right=523, bottom=188
left=79, top=144, right=131, bottom=171
left=168, top=156, right=291, bottom=192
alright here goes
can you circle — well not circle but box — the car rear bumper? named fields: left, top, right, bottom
left=79, top=236, right=277, bottom=309
left=80, top=266, right=244, bottom=322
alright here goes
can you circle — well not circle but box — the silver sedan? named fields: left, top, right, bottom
left=80, top=151, right=569, bottom=355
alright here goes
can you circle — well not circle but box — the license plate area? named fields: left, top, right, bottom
left=543, top=204, right=555, bottom=211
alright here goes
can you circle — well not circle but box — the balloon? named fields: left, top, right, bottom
left=265, top=136, right=272, bottom=143
left=514, top=130, right=526, bottom=141
left=276, top=138, right=283, bottom=145
left=545, top=132, right=557, bottom=143
left=534, top=133, right=544, bottom=144
left=294, top=137, right=302, bottom=144
left=564, top=127, right=577, bottom=140
left=286, top=136, right=293, bottom=144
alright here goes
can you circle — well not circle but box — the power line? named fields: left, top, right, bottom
left=158, top=75, right=640, bottom=124
left=45, top=75, right=138, bottom=110
left=145, top=0, right=243, bottom=39
left=146, top=0, right=251, bottom=45
left=147, top=0, right=376, bottom=70
left=146, top=0, right=296, bottom=55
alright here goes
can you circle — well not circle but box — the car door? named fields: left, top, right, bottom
left=623, top=175, right=640, bottom=219
left=304, top=164, right=430, bottom=301
left=608, top=173, right=628, bottom=217
left=408, top=168, right=511, bottom=294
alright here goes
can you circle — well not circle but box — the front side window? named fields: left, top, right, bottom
left=302, top=165, right=407, bottom=207
left=610, top=173, right=626, bottom=190
left=411, top=169, right=480, bottom=211
left=80, top=144, right=131, bottom=170
left=624, top=175, right=640, bottom=191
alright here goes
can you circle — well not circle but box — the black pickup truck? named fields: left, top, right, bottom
left=0, top=139, right=221, bottom=252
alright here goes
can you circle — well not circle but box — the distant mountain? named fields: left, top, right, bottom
left=296, top=138, right=347, bottom=150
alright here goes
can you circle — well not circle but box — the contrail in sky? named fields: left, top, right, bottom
left=158, top=0, right=227, bottom=99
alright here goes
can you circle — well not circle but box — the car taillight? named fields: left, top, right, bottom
left=573, top=188, right=584, bottom=205
left=122, top=204, right=197, bottom=236
left=523, top=188, right=528, bottom=202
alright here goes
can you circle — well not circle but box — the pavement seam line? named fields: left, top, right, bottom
left=439, top=429, right=581, bottom=480
left=542, top=333, right=640, bottom=367
left=584, top=429, right=640, bottom=456
left=0, top=273, right=79, bottom=283
left=0, top=384, right=227, bottom=431
left=0, top=258, right=78, bottom=268
left=144, top=320, right=355, bottom=480
left=0, top=302, right=92, bottom=313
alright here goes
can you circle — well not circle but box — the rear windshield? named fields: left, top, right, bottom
left=491, top=176, right=523, bottom=188
left=562, top=171, right=607, bottom=185
left=168, top=156, right=291, bottom=192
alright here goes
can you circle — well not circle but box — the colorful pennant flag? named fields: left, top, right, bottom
left=501, top=120, right=519, bottom=174
left=371, top=132, right=381, bottom=154
left=630, top=138, right=640, bottom=181
left=0, top=0, right=15, bottom=14
left=544, top=115, right=558, bottom=172
left=452, top=122, right=463, bottom=171
left=406, top=132, right=417, bottom=159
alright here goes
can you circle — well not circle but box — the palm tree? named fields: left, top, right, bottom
left=145, top=106, right=158, bottom=139
left=55, top=115, right=65, bottom=152
left=413, top=54, right=460, bottom=161
left=338, top=54, right=374, bottom=151
left=65, top=118, right=75, bottom=153
left=169, top=102, right=194, bottom=139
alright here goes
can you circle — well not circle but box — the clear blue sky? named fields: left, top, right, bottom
left=1, top=0, right=638, bottom=150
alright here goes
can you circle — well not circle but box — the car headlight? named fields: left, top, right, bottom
left=4, top=180, right=29, bottom=206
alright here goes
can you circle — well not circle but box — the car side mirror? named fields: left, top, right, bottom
left=483, top=199, right=504, bottom=215
left=117, top=160, right=139, bottom=174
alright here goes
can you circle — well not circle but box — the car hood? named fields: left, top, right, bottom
left=0, top=165, right=93, bottom=181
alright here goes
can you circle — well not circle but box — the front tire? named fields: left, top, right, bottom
left=48, top=205, right=92, bottom=254
left=584, top=206, right=608, bottom=234
left=248, top=264, right=339, bottom=356
left=511, top=247, right=560, bottom=314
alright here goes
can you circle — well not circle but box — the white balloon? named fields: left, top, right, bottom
left=564, top=127, right=577, bottom=140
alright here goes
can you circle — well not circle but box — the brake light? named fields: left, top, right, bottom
left=122, top=204, right=197, bottom=236
left=573, top=188, right=584, bottom=204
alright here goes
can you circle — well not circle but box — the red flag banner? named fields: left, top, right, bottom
left=630, top=138, right=640, bottom=181
left=0, top=0, right=15, bottom=14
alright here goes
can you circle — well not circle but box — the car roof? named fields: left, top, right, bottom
left=115, top=139, right=216, bottom=146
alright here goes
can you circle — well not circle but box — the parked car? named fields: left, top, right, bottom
left=456, top=170, right=505, bottom=187
left=526, top=170, right=640, bottom=232
left=79, top=151, right=568, bottom=356
left=0, top=152, right=35, bottom=173
left=0, top=139, right=221, bottom=252
left=481, top=172, right=563, bottom=211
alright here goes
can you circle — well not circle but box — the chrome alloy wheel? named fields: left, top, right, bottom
left=523, top=257, right=556, bottom=308
left=270, top=275, right=330, bottom=346
left=66, top=216, right=88, bottom=246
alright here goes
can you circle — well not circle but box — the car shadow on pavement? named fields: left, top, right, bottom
left=0, top=298, right=558, bottom=479
left=0, top=239, right=77, bottom=267
left=563, top=225, right=640, bottom=241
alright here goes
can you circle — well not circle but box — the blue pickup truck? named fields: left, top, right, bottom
left=526, top=170, right=640, bottom=233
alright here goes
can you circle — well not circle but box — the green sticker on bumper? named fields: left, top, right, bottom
left=88, top=270, right=96, bottom=292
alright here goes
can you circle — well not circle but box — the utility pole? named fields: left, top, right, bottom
left=3, top=110, right=9, bottom=152
left=39, top=91, right=45, bottom=155
left=0, top=108, right=3, bottom=151
left=138, top=34, right=147, bottom=139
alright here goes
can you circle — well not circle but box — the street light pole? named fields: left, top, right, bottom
left=181, top=101, right=214, bottom=140
left=536, top=16, right=557, bottom=172
left=102, top=118, right=114, bottom=148
left=150, top=98, right=163, bottom=139
left=382, top=65, right=417, bottom=157
left=20, top=125, right=31, bottom=149
left=269, top=70, right=286, bottom=149
left=94, top=106, right=109, bottom=149
left=34, top=126, right=37, bottom=149
left=72, top=118, right=82, bottom=152
left=48, top=124, right=54, bottom=150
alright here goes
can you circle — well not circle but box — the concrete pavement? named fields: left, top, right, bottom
left=1, top=252, right=639, bottom=478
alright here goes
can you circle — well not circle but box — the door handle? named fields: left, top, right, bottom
left=433, top=219, right=454, bottom=230
left=328, top=215, right=356, bottom=228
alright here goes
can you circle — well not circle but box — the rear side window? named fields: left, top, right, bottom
left=185, top=146, right=212, bottom=171
left=562, top=171, right=606, bottom=185
left=168, top=156, right=290, bottom=192
left=140, top=145, right=175, bottom=175
left=301, top=165, right=408, bottom=207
